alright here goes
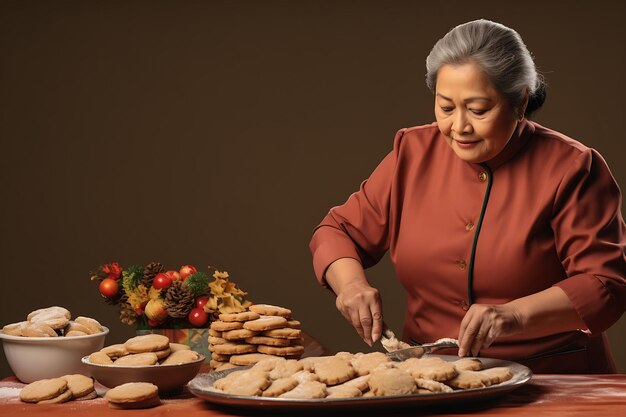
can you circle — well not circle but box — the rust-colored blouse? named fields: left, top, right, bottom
left=310, top=120, right=626, bottom=373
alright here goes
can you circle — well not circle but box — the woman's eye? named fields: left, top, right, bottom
left=470, top=109, right=487, bottom=115
left=440, top=107, right=453, bottom=113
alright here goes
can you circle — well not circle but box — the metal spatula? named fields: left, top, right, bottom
left=381, top=323, right=458, bottom=361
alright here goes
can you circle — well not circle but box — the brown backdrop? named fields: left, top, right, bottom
left=1, top=0, right=625, bottom=378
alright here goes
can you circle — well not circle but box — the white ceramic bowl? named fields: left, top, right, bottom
left=82, top=353, right=205, bottom=393
left=0, top=327, right=108, bottom=383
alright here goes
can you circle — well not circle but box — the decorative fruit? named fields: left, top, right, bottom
left=99, top=278, right=119, bottom=298
left=134, top=307, right=144, bottom=316
left=165, top=270, right=181, bottom=281
left=196, top=297, right=210, bottom=309
left=147, top=319, right=161, bottom=327
left=144, top=298, right=168, bottom=322
left=152, top=273, right=172, bottom=289
left=179, top=265, right=197, bottom=281
left=188, top=307, right=208, bottom=327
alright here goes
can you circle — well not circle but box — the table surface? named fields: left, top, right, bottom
left=2, top=333, right=626, bottom=416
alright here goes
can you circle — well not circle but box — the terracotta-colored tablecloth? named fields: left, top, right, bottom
left=2, top=374, right=626, bottom=416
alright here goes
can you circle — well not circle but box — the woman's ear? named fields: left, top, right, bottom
left=519, top=89, right=529, bottom=121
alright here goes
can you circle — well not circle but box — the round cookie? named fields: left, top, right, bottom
left=22, top=322, right=58, bottom=337
left=257, top=344, right=304, bottom=357
left=113, top=352, right=159, bottom=366
left=89, top=351, right=113, bottom=365
left=105, top=382, right=160, bottom=409
left=278, top=381, right=326, bottom=399
left=229, top=353, right=281, bottom=366
left=27, top=306, right=71, bottom=321
left=219, top=311, right=260, bottom=322
left=74, top=316, right=103, bottom=334
left=249, top=304, right=292, bottom=318
left=243, top=316, right=287, bottom=332
left=245, top=336, right=290, bottom=347
left=124, top=334, right=170, bottom=353
left=20, top=378, right=68, bottom=403
left=262, top=327, right=301, bottom=339
left=64, top=321, right=93, bottom=335
left=213, top=369, right=271, bottom=396
left=211, top=342, right=257, bottom=355
left=38, top=388, right=73, bottom=404
left=314, top=357, right=356, bottom=385
left=160, top=349, right=201, bottom=365
left=61, top=374, right=95, bottom=398
left=262, top=377, right=298, bottom=397
left=74, top=390, right=99, bottom=401
left=100, top=344, right=129, bottom=359
left=169, top=342, right=192, bottom=352
left=2, top=321, right=28, bottom=336
left=153, top=347, right=172, bottom=360
left=210, top=320, right=244, bottom=332
left=209, top=335, right=228, bottom=345
left=285, top=320, right=301, bottom=329
left=368, top=368, right=417, bottom=396
left=65, top=330, right=88, bottom=337
left=222, top=328, right=258, bottom=340
left=210, top=352, right=231, bottom=362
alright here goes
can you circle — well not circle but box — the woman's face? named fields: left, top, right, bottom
left=434, top=63, right=520, bottom=164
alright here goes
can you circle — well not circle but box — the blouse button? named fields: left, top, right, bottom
left=478, top=171, right=488, bottom=182
left=460, top=300, right=470, bottom=311
left=465, top=221, right=475, bottom=231
left=457, top=260, right=467, bottom=270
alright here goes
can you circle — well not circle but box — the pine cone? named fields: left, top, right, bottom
left=165, top=280, right=195, bottom=318
left=103, top=289, right=123, bottom=306
left=119, top=297, right=137, bottom=325
left=143, top=262, right=164, bottom=287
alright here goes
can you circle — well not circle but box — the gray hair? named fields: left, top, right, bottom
left=426, top=19, right=545, bottom=117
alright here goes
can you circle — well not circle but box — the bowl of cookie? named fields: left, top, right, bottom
left=0, top=306, right=109, bottom=383
left=82, top=334, right=205, bottom=393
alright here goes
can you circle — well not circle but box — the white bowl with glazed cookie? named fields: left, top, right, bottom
left=0, top=327, right=109, bottom=383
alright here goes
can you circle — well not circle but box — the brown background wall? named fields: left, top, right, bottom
left=1, top=0, right=625, bottom=378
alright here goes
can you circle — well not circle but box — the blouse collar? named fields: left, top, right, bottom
left=482, top=118, right=535, bottom=172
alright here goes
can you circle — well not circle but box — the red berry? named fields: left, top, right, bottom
left=152, top=273, right=172, bottom=289
left=147, top=319, right=160, bottom=327
left=196, top=297, right=210, bottom=309
left=179, top=265, right=197, bottom=282
left=99, top=278, right=119, bottom=298
left=188, top=307, right=208, bottom=327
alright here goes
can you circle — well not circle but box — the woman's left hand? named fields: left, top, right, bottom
left=457, top=303, right=524, bottom=357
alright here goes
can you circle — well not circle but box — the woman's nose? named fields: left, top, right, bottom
left=452, top=110, right=472, bottom=134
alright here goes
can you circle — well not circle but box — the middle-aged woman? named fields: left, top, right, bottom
left=309, top=19, right=626, bottom=373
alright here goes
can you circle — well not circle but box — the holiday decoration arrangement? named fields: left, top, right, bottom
left=90, top=262, right=251, bottom=329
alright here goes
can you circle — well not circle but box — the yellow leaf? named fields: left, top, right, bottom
left=209, top=277, right=226, bottom=296
left=218, top=294, right=247, bottom=314
left=203, top=296, right=219, bottom=314
left=148, top=286, right=162, bottom=301
left=213, top=270, right=230, bottom=280
left=126, top=285, right=149, bottom=310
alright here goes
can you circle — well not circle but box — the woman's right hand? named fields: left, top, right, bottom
left=325, top=258, right=384, bottom=346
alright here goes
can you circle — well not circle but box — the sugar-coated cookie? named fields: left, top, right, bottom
left=249, top=304, right=292, bottom=318
left=22, top=322, right=58, bottom=337
left=219, top=311, right=260, bottom=322
left=1, top=321, right=28, bottom=336
left=74, top=316, right=103, bottom=334
left=243, top=316, right=288, bottom=332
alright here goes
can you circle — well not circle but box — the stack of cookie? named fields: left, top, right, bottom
left=104, top=382, right=161, bottom=409
left=208, top=304, right=304, bottom=370
left=19, top=374, right=97, bottom=404
left=88, top=334, right=202, bottom=366
left=2, top=306, right=104, bottom=338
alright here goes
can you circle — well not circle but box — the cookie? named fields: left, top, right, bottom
left=113, top=352, right=159, bottom=366
left=212, top=342, right=257, bottom=355
left=61, top=374, right=95, bottom=398
left=446, top=370, right=486, bottom=389
left=105, top=382, right=160, bottom=409
left=74, top=316, right=103, bottom=334
left=454, top=358, right=484, bottom=372
left=298, top=356, right=332, bottom=372
left=213, top=369, right=271, bottom=396
left=291, top=370, right=320, bottom=384
left=245, top=336, right=291, bottom=347
left=89, top=351, right=113, bottom=365
left=74, top=390, right=99, bottom=401
left=350, top=352, right=392, bottom=376
left=334, top=351, right=356, bottom=362
left=27, top=306, right=71, bottom=329
left=243, top=316, right=287, bottom=331
left=208, top=329, right=222, bottom=337
left=65, top=330, right=88, bottom=337
left=313, top=357, right=356, bottom=386
left=222, top=328, right=259, bottom=340
left=268, top=359, right=304, bottom=380
left=368, top=368, right=416, bottom=396
left=231, top=353, right=281, bottom=366
left=261, top=377, right=299, bottom=397
left=343, top=374, right=371, bottom=392
left=249, top=304, right=292, bottom=318
left=153, top=347, right=172, bottom=360
left=210, top=352, right=231, bottom=362
left=209, top=335, right=229, bottom=345
left=20, top=378, right=68, bottom=403
left=278, top=381, right=326, bottom=399
left=396, top=357, right=458, bottom=382
left=124, top=334, right=170, bottom=353
left=161, top=349, right=201, bottom=365
left=22, top=322, right=58, bottom=337
left=100, top=344, right=129, bottom=359
left=219, top=311, right=260, bottom=322
left=261, top=327, right=301, bottom=339
left=210, top=320, right=244, bottom=332
left=215, top=362, right=238, bottom=372
left=257, top=344, right=304, bottom=357
left=169, top=342, right=192, bottom=352
left=326, top=384, right=363, bottom=398
left=477, top=367, right=514, bottom=386
left=38, top=388, right=73, bottom=404
left=414, top=378, right=454, bottom=393
left=285, top=320, right=301, bottom=329
left=2, top=321, right=28, bottom=336
left=64, top=321, right=93, bottom=335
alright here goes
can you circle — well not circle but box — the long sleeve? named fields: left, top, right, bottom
left=309, top=129, right=405, bottom=285
left=552, top=148, right=626, bottom=334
